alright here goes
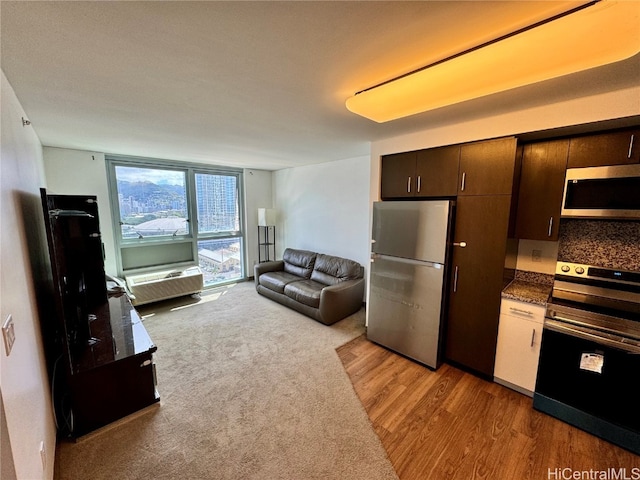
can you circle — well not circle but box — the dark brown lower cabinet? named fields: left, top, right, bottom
left=69, top=346, right=157, bottom=436
left=64, top=294, right=160, bottom=437
left=445, top=195, right=517, bottom=378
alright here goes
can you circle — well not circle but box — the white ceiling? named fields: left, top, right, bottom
left=1, top=1, right=638, bottom=170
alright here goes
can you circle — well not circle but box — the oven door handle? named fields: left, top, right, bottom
left=544, top=319, right=640, bottom=354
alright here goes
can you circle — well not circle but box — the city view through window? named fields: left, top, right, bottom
left=114, top=166, right=243, bottom=286
left=195, top=173, right=242, bottom=285
left=115, top=166, right=189, bottom=239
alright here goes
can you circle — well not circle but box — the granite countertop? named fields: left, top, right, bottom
left=501, top=271, right=553, bottom=306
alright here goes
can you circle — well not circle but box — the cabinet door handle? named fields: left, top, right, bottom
left=629, top=134, right=635, bottom=159
left=531, top=328, right=536, bottom=347
left=509, top=307, right=534, bottom=316
left=453, top=241, right=467, bottom=248
left=460, top=172, right=466, bottom=191
left=417, top=175, right=421, bottom=193
left=407, top=176, right=411, bottom=193
left=548, top=217, right=553, bottom=237
left=453, top=266, right=459, bottom=293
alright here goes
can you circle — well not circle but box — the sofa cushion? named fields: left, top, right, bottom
left=284, top=279, right=324, bottom=308
left=282, top=248, right=317, bottom=279
left=310, top=253, right=362, bottom=286
left=259, top=271, right=303, bottom=294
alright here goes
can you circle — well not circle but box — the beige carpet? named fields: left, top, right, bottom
left=54, top=281, right=399, bottom=480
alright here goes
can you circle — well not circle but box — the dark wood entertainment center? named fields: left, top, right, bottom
left=66, top=293, right=159, bottom=437
left=40, top=189, right=159, bottom=438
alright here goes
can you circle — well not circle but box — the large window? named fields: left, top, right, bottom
left=115, top=166, right=189, bottom=239
left=107, top=158, right=244, bottom=287
left=195, top=173, right=238, bottom=233
left=194, top=172, right=241, bottom=285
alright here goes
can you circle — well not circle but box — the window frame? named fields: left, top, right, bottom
left=106, top=156, right=245, bottom=285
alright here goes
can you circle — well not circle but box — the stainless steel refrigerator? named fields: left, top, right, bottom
left=367, top=200, right=455, bottom=369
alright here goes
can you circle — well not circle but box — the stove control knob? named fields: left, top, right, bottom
left=575, top=266, right=585, bottom=274
left=561, top=265, right=570, bottom=272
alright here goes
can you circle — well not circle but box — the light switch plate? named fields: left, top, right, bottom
left=2, top=314, right=15, bottom=356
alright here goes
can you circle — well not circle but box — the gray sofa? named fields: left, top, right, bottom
left=254, top=248, right=365, bottom=325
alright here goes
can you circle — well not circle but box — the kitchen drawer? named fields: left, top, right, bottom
left=500, top=298, right=545, bottom=324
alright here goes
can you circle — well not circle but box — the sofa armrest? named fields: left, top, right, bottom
left=318, top=278, right=365, bottom=325
left=254, top=260, right=284, bottom=288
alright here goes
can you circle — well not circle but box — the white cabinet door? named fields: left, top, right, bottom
left=494, top=299, right=545, bottom=396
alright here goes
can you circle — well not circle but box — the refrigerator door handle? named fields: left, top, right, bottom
left=372, top=254, right=443, bottom=269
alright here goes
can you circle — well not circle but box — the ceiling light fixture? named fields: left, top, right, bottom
left=345, top=0, right=640, bottom=123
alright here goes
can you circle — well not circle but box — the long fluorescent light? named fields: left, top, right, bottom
left=345, top=1, right=640, bottom=123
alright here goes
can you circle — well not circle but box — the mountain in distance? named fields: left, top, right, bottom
left=117, top=180, right=186, bottom=209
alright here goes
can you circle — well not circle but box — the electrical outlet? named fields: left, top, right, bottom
left=531, top=249, right=542, bottom=263
left=2, top=314, right=15, bottom=356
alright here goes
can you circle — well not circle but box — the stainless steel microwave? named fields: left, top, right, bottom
left=561, top=164, right=640, bottom=219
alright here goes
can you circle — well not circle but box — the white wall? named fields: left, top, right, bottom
left=1, top=72, right=56, bottom=480
left=243, top=168, right=273, bottom=274
left=273, top=156, right=370, bottom=270
left=43, top=148, right=118, bottom=275
left=516, top=240, right=559, bottom=275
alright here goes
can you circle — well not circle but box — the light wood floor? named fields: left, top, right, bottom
left=337, top=335, right=639, bottom=480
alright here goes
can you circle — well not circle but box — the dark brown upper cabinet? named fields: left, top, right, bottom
left=567, top=128, right=640, bottom=168
left=515, top=139, right=569, bottom=241
left=415, top=145, right=460, bottom=197
left=380, top=151, right=417, bottom=199
left=381, top=145, right=460, bottom=199
left=458, top=137, right=518, bottom=196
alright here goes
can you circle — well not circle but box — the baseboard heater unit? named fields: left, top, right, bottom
left=125, top=266, right=204, bottom=306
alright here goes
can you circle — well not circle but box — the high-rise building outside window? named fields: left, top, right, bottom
left=195, top=172, right=242, bottom=286
left=195, top=173, right=238, bottom=233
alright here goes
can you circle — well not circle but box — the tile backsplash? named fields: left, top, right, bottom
left=557, top=219, right=640, bottom=271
